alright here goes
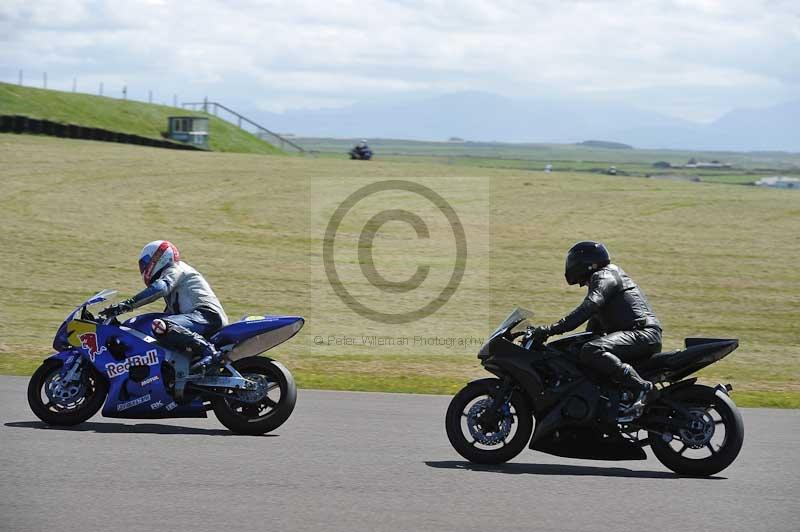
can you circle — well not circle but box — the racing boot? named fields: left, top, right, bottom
left=189, top=344, right=223, bottom=373
left=617, top=363, right=655, bottom=418
left=152, top=319, right=223, bottom=374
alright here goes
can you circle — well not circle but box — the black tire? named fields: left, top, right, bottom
left=649, top=384, right=744, bottom=476
left=212, top=357, right=297, bottom=435
left=27, top=358, right=108, bottom=426
left=445, top=379, right=533, bottom=465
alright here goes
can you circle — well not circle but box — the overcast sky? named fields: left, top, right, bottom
left=1, top=0, right=798, bottom=122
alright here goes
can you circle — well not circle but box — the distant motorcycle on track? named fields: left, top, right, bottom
left=28, top=290, right=301, bottom=435
left=349, top=144, right=373, bottom=160
left=445, top=308, right=744, bottom=476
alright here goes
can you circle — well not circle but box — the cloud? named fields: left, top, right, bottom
left=1, top=0, right=798, bottom=120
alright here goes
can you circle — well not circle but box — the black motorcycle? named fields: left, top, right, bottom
left=445, top=308, right=744, bottom=476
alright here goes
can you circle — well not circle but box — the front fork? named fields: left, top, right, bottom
left=59, top=352, right=84, bottom=383
left=482, top=377, right=514, bottom=425
left=492, top=377, right=513, bottom=406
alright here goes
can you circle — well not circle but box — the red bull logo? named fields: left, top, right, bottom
left=105, top=350, right=159, bottom=378
left=78, top=332, right=106, bottom=362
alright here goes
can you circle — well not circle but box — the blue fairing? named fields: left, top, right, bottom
left=211, top=316, right=304, bottom=347
left=49, top=322, right=206, bottom=419
left=122, top=313, right=305, bottom=349
left=46, top=289, right=303, bottom=423
left=122, top=312, right=168, bottom=337
left=53, top=321, right=70, bottom=351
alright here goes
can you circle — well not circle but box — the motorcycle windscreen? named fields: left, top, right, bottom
left=490, top=307, right=534, bottom=337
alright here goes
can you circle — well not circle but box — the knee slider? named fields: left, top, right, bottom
left=151, top=318, right=169, bottom=337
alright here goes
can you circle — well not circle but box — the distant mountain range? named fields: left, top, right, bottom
left=250, top=92, right=800, bottom=152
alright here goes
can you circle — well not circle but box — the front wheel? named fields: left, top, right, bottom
left=212, top=357, right=297, bottom=435
left=649, top=384, right=744, bottom=476
left=445, top=379, right=533, bottom=464
left=27, top=358, right=108, bottom=426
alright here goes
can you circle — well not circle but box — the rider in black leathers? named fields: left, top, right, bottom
left=532, top=241, right=661, bottom=404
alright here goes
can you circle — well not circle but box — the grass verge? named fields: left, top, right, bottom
left=1, top=134, right=797, bottom=408
left=3, top=352, right=797, bottom=407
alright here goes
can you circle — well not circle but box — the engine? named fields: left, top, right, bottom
left=561, top=395, right=591, bottom=421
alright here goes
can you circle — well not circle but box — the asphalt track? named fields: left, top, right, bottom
left=1, top=376, right=798, bottom=532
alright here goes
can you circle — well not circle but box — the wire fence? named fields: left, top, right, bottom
left=6, top=70, right=305, bottom=154
left=8, top=70, right=184, bottom=106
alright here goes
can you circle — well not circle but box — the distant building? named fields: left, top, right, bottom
left=682, top=158, right=731, bottom=169
left=651, top=174, right=701, bottom=182
left=544, top=164, right=553, bottom=173
left=695, top=162, right=732, bottom=169
left=167, top=116, right=209, bottom=149
left=754, top=176, right=800, bottom=189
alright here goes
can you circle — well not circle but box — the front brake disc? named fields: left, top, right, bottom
left=467, top=398, right=512, bottom=446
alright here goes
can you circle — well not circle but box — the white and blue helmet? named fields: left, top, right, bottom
left=138, top=240, right=180, bottom=286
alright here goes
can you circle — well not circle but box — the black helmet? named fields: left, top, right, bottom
left=565, top=241, right=610, bottom=285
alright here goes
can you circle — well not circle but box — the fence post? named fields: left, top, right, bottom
left=72, top=77, right=77, bottom=92
left=18, top=69, right=23, bottom=86
left=122, top=86, right=127, bottom=100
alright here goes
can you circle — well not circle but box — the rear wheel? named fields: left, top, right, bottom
left=445, top=379, right=533, bottom=464
left=27, top=358, right=108, bottom=426
left=649, top=384, right=744, bottom=476
left=212, top=357, right=297, bottom=435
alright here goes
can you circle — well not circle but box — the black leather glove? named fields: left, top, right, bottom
left=100, top=300, right=133, bottom=319
left=529, top=325, right=550, bottom=345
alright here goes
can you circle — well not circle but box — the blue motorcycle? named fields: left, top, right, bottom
left=349, top=145, right=372, bottom=160
left=27, top=290, right=301, bottom=434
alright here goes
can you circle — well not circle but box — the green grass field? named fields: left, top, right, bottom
left=0, top=82, right=280, bottom=155
left=1, top=134, right=798, bottom=407
left=298, top=137, right=800, bottom=186
left=297, top=137, right=800, bottom=168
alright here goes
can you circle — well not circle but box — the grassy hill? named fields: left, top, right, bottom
left=0, top=82, right=281, bottom=155
left=1, top=134, right=797, bottom=407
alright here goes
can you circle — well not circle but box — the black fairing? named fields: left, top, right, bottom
left=484, top=337, right=544, bottom=400
left=545, top=332, right=595, bottom=352
left=475, top=326, right=738, bottom=462
left=635, top=338, right=738, bottom=381
left=531, top=428, right=647, bottom=461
